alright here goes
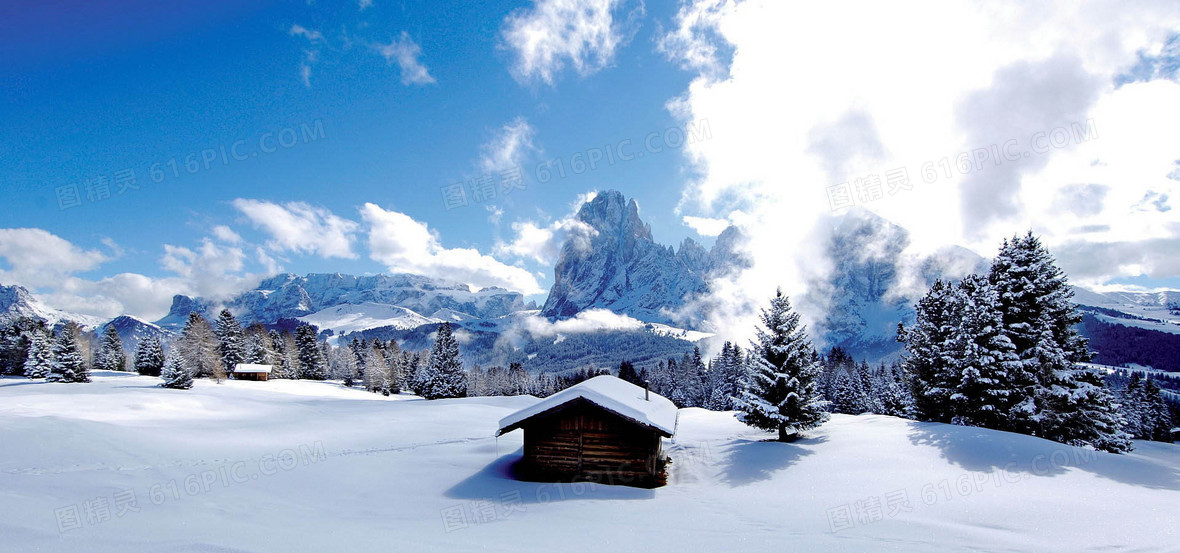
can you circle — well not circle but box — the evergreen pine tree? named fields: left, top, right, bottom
left=735, top=289, right=830, bottom=441
left=707, top=342, right=745, bottom=411
left=1119, top=372, right=1147, bottom=438
left=47, top=328, right=89, bottom=383
left=422, top=322, right=466, bottom=400
left=1142, top=379, right=1174, bottom=442
left=23, top=329, right=53, bottom=379
left=899, top=280, right=959, bottom=422
left=989, top=232, right=1128, bottom=452
left=295, top=325, right=327, bottom=380
left=160, top=352, right=194, bottom=389
left=830, top=369, right=862, bottom=414
left=133, top=335, right=166, bottom=376
left=877, top=363, right=916, bottom=418
left=214, top=309, right=246, bottom=376
left=947, top=275, right=1027, bottom=431
left=244, top=327, right=272, bottom=365
left=95, top=325, right=127, bottom=372
left=854, top=361, right=877, bottom=413
left=617, top=360, right=642, bottom=386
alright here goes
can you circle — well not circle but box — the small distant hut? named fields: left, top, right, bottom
left=496, top=375, right=678, bottom=488
left=232, top=363, right=272, bottom=381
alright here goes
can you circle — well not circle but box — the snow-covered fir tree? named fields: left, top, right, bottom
left=47, top=328, right=89, bottom=383
left=706, top=342, right=746, bottom=411
left=295, top=325, right=327, bottom=380
left=989, top=232, right=1128, bottom=452
left=421, top=322, right=466, bottom=400
left=853, top=361, right=878, bottom=414
left=1140, top=379, right=1174, bottom=442
left=829, top=369, right=862, bottom=414
left=735, top=289, right=829, bottom=441
left=160, top=352, right=193, bottom=389
left=946, top=274, right=1028, bottom=431
left=23, top=329, right=53, bottom=379
left=243, top=325, right=274, bottom=365
left=214, top=309, right=245, bottom=377
left=133, top=335, right=166, bottom=376
left=898, top=280, right=959, bottom=423
left=94, top=325, right=127, bottom=372
left=876, top=363, right=916, bottom=418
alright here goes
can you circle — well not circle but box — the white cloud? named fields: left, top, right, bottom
left=0, top=229, right=266, bottom=321
left=495, top=218, right=596, bottom=265
left=0, top=228, right=109, bottom=287
left=289, top=24, right=324, bottom=42
left=486, top=205, right=505, bottom=226
left=358, top=0, right=373, bottom=10
left=360, top=203, right=544, bottom=294
left=479, top=117, right=539, bottom=173
left=494, top=192, right=599, bottom=265
left=519, top=308, right=645, bottom=337
left=501, top=0, right=635, bottom=85
left=232, top=199, right=359, bottom=259
left=211, top=225, right=242, bottom=244
left=289, top=25, right=324, bottom=86
left=682, top=215, right=729, bottom=237
left=662, top=0, right=1180, bottom=345
left=375, top=32, right=436, bottom=86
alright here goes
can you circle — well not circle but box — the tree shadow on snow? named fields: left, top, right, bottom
left=0, top=378, right=44, bottom=388
left=718, top=436, right=823, bottom=487
left=907, top=421, right=1180, bottom=490
left=444, top=448, right=656, bottom=504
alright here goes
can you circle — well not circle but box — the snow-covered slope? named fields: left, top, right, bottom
left=1, top=372, right=1176, bottom=552
left=541, top=190, right=743, bottom=328
left=297, top=302, right=442, bottom=335
left=1071, top=286, right=1180, bottom=335
left=0, top=284, right=106, bottom=329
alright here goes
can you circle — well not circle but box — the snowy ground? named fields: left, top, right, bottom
left=2, top=372, right=1178, bottom=552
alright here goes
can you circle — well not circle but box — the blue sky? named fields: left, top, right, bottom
left=2, top=1, right=1179, bottom=325
left=0, top=0, right=709, bottom=316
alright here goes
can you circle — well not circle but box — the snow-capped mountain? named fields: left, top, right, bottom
left=297, top=302, right=443, bottom=335
left=155, top=272, right=535, bottom=330
left=0, top=284, right=106, bottom=329
left=807, top=210, right=989, bottom=361
left=99, top=315, right=173, bottom=352
left=541, top=190, right=743, bottom=327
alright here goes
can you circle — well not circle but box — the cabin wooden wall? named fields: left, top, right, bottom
left=521, top=399, right=666, bottom=487
left=233, top=372, right=269, bottom=381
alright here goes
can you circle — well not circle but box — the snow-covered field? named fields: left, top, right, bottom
left=2, top=372, right=1178, bottom=552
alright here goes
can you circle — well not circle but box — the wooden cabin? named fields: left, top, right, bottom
left=496, top=375, right=678, bottom=488
left=232, top=363, right=272, bottom=381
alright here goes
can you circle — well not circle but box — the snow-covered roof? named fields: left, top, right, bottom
left=234, top=364, right=273, bottom=374
left=497, top=375, right=678, bottom=437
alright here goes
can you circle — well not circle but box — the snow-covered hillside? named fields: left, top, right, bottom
left=1072, top=286, right=1180, bottom=335
left=2, top=372, right=1176, bottom=552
